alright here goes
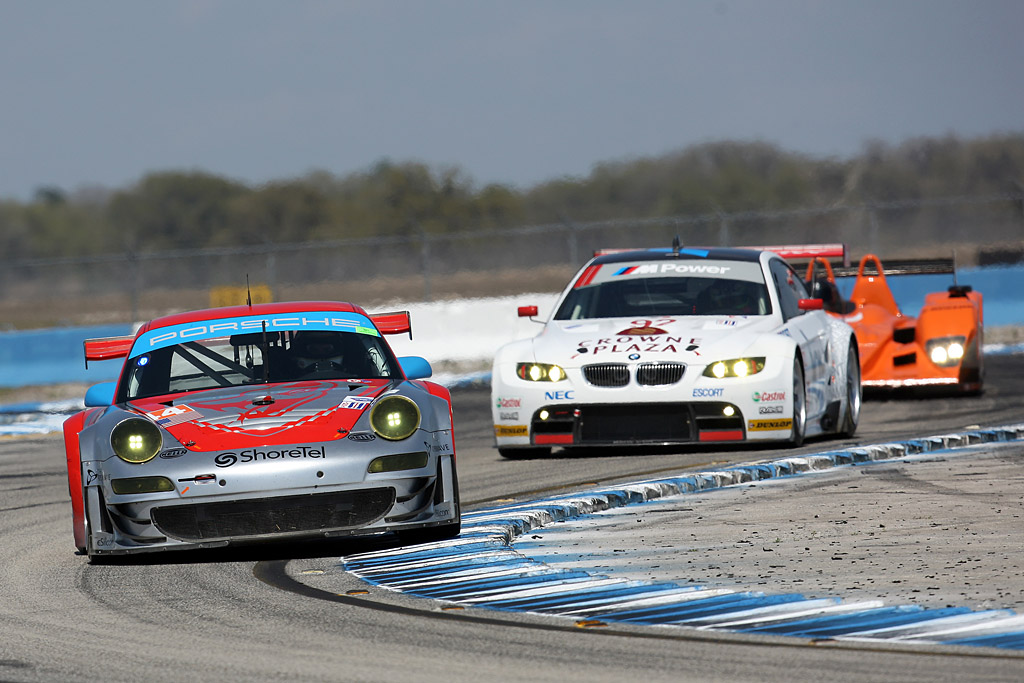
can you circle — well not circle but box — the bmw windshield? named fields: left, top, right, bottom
left=554, top=260, right=772, bottom=320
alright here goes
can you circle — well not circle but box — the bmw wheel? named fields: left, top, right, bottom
left=839, top=342, right=861, bottom=437
left=788, top=358, right=806, bottom=447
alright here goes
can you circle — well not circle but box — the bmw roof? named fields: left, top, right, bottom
left=589, top=246, right=767, bottom=266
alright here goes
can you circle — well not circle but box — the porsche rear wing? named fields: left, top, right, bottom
left=81, top=311, right=413, bottom=369
left=83, top=336, right=134, bottom=368
left=370, top=310, right=413, bottom=339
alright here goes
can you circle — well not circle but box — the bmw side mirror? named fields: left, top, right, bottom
left=398, top=356, right=432, bottom=380
left=84, top=382, right=117, bottom=407
left=798, top=298, right=824, bottom=311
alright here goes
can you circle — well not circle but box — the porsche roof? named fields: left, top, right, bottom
left=138, top=301, right=368, bottom=333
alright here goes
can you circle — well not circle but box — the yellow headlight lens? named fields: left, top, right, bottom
left=702, top=357, right=766, bottom=378
left=111, top=476, right=174, bottom=494
left=367, top=452, right=429, bottom=473
left=110, top=418, right=162, bottom=464
left=369, top=396, right=421, bottom=441
left=516, top=363, right=567, bottom=382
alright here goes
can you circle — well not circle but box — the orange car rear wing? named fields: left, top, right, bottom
left=828, top=257, right=956, bottom=279
left=83, top=335, right=134, bottom=368
left=370, top=311, right=413, bottom=339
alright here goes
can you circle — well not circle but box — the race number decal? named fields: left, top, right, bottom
left=146, top=405, right=202, bottom=427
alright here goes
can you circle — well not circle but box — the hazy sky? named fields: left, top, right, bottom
left=1, top=0, right=1022, bottom=201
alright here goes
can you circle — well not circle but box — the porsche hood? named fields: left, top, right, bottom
left=123, top=379, right=405, bottom=450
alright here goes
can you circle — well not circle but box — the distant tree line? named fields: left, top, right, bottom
left=2, top=133, right=1022, bottom=261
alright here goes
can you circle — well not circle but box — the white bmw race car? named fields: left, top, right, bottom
left=491, top=241, right=861, bottom=458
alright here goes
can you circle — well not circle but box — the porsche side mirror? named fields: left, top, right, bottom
left=398, top=356, right=432, bottom=380
left=798, top=298, right=824, bottom=311
left=84, top=382, right=117, bottom=407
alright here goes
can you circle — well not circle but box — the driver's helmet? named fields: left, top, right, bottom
left=291, top=331, right=345, bottom=372
left=809, top=277, right=842, bottom=313
left=704, top=279, right=752, bottom=314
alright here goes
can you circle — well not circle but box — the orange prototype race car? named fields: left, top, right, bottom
left=803, top=250, right=983, bottom=393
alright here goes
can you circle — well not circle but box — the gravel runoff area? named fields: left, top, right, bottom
left=515, top=441, right=1024, bottom=613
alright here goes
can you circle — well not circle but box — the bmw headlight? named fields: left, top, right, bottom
left=926, top=337, right=966, bottom=367
left=369, top=396, right=421, bottom=441
left=516, top=362, right=567, bottom=382
left=703, top=357, right=766, bottom=379
left=110, top=418, right=163, bottom=464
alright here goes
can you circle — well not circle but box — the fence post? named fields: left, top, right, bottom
left=866, top=205, right=880, bottom=254
left=418, top=222, right=432, bottom=302
left=265, top=246, right=277, bottom=300
left=560, top=214, right=579, bottom=264
left=127, top=247, right=140, bottom=323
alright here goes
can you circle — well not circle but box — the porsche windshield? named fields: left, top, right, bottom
left=554, top=270, right=772, bottom=320
left=121, top=329, right=401, bottom=400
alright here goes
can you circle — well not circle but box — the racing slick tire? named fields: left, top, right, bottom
left=397, top=522, right=461, bottom=545
left=498, top=446, right=552, bottom=460
left=839, top=342, right=862, bottom=438
left=788, top=358, right=806, bottom=448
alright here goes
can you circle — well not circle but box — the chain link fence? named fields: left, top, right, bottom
left=2, top=194, right=1021, bottom=329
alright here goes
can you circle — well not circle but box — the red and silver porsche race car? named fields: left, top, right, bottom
left=804, top=252, right=984, bottom=392
left=63, top=301, right=460, bottom=561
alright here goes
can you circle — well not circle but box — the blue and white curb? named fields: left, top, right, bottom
left=344, top=424, right=1024, bottom=650
left=0, top=398, right=83, bottom=436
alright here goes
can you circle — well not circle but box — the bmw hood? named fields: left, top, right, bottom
left=533, top=316, right=778, bottom=367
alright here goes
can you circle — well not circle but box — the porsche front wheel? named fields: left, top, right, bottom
left=498, top=446, right=552, bottom=460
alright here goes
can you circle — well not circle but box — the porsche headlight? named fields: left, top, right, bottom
left=703, top=357, right=766, bottom=379
left=369, top=396, right=421, bottom=441
left=926, top=337, right=966, bottom=367
left=516, top=362, right=567, bottom=382
left=111, top=476, right=174, bottom=494
left=110, top=418, right=162, bottom=464
left=367, top=452, right=429, bottom=473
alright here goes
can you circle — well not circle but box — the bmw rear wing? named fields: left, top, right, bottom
left=593, top=243, right=851, bottom=265
left=752, top=243, right=850, bottom=266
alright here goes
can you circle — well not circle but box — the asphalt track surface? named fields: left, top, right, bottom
left=2, top=356, right=1024, bottom=682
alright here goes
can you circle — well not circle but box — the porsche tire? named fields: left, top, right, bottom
left=498, top=446, right=552, bottom=460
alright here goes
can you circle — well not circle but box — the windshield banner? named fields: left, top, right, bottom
left=130, top=311, right=379, bottom=356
